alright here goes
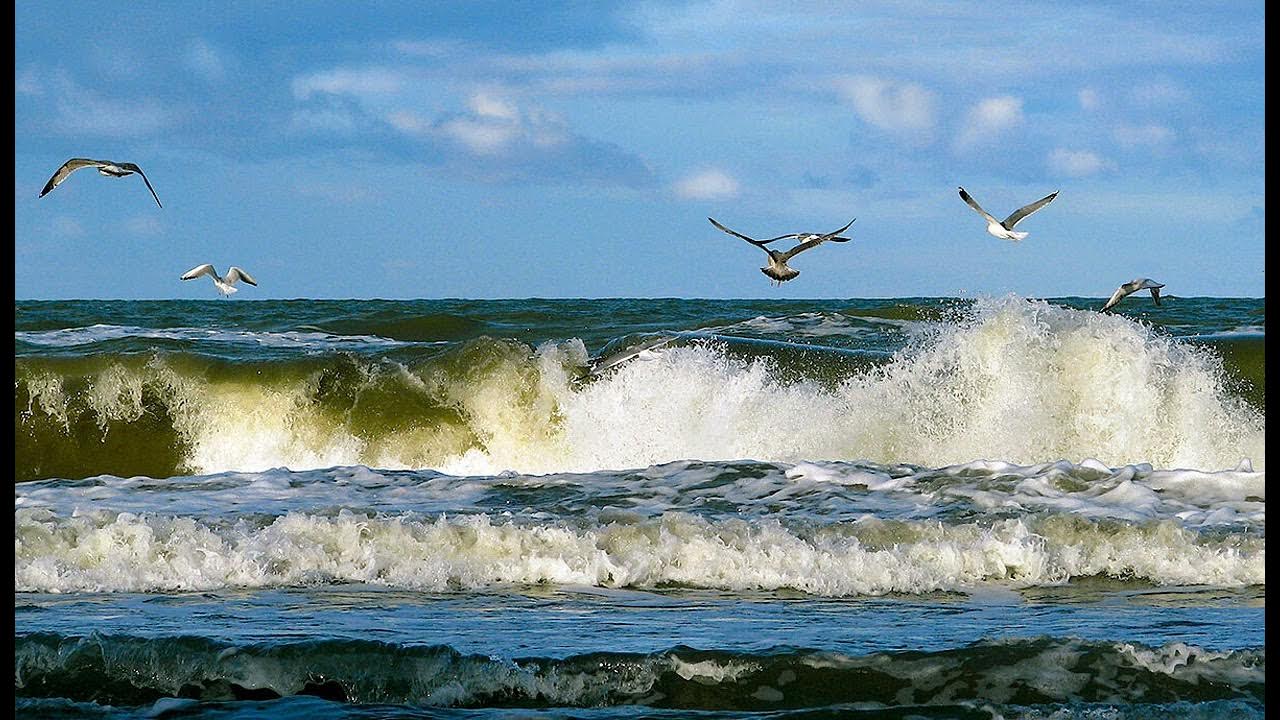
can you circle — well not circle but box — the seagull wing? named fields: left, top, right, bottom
left=119, top=163, right=163, bottom=208
left=709, top=217, right=772, bottom=248
left=1002, top=191, right=1058, bottom=229
left=779, top=236, right=834, bottom=262
left=1150, top=286, right=1161, bottom=306
left=39, top=158, right=104, bottom=197
left=820, top=218, right=856, bottom=242
left=1101, top=285, right=1130, bottom=311
left=958, top=187, right=1000, bottom=225
left=182, top=264, right=217, bottom=281
left=226, top=267, right=258, bottom=287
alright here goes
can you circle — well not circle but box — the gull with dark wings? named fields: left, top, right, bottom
left=958, top=186, right=1056, bottom=241
left=709, top=217, right=854, bottom=284
left=1101, top=278, right=1164, bottom=312
left=181, top=264, right=258, bottom=297
left=39, top=158, right=163, bottom=208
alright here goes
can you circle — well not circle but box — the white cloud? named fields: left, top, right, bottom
left=468, top=91, right=519, bottom=121
left=292, top=69, right=405, bottom=100
left=836, top=75, right=936, bottom=137
left=1048, top=148, right=1109, bottom=177
left=440, top=117, right=520, bottom=154
left=186, top=39, right=228, bottom=82
left=673, top=169, right=740, bottom=200
left=1078, top=88, right=1100, bottom=111
left=954, top=95, right=1024, bottom=150
left=1113, top=124, right=1175, bottom=147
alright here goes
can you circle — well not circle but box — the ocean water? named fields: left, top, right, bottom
left=14, top=296, right=1265, bottom=718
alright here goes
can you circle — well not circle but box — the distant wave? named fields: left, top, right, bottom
left=15, top=506, right=1263, bottom=594
left=15, top=297, right=1264, bottom=481
left=15, top=634, right=1264, bottom=710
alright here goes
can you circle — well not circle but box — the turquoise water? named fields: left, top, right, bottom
left=14, top=297, right=1265, bottom=717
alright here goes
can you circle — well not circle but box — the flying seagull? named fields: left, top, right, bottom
left=958, top=186, right=1056, bottom=241
left=709, top=217, right=854, bottom=284
left=1101, top=278, right=1164, bottom=312
left=39, top=158, right=163, bottom=208
left=181, top=264, right=258, bottom=296
left=586, top=335, right=679, bottom=377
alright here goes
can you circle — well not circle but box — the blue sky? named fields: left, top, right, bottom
left=14, top=1, right=1265, bottom=299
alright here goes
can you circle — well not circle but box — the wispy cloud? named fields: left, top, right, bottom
left=673, top=169, right=739, bottom=200
left=185, top=39, right=230, bottom=82
left=50, top=216, right=85, bottom=238
left=1132, top=80, right=1191, bottom=106
left=1113, top=124, right=1175, bottom=148
left=292, top=68, right=406, bottom=100
left=1048, top=148, right=1109, bottom=177
left=836, top=76, right=935, bottom=141
left=28, top=70, right=172, bottom=137
left=1078, top=88, right=1101, bottom=111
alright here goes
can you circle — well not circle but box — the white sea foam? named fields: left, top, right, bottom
left=14, top=459, right=1261, bottom=530
left=14, top=509, right=1264, bottom=595
left=20, top=298, right=1264, bottom=475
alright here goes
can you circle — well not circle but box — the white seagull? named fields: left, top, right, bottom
left=709, top=217, right=854, bottom=284
left=181, top=264, right=258, bottom=297
left=40, top=158, right=163, bottom=208
left=958, top=186, right=1057, bottom=241
left=1102, top=278, right=1164, bottom=312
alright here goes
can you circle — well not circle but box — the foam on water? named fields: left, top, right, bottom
left=16, top=297, right=1264, bottom=478
left=14, top=506, right=1263, bottom=594
left=14, top=459, right=1264, bottom=529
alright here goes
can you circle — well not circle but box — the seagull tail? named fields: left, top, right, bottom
left=1007, top=231, right=1028, bottom=242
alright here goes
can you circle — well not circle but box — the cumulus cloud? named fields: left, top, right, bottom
left=1048, top=148, right=1109, bottom=177
left=954, top=95, right=1024, bottom=151
left=378, top=90, right=653, bottom=187
left=836, top=75, right=936, bottom=139
left=673, top=169, right=740, bottom=200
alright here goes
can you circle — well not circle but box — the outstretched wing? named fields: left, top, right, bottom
left=39, top=158, right=103, bottom=197
left=819, top=217, right=856, bottom=242
left=958, top=187, right=1000, bottom=225
left=779, top=236, right=831, bottom=262
left=1002, top=191, right=1057, bottom=229
left=119, top=163, right=163, bottom=208
left=226, top=267, right=258, bottom=287
left=709, top=217, right=773, bottom=248
left=181, top=264, right=217, bottom=281
left=1101, top=285, right=1129, bottom=311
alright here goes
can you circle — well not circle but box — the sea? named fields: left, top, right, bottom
left=14, top=296, right=1265, bottom=719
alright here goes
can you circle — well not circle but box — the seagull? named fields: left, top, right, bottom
left=709, top=217, right=854, bottom=284
left=181, top=264, right=258, bottom=297
left=1101, top=278, right=1164, bottom=312
left=586, top=335, right=679, bottom=377
left=958, top=186, right=1057, bottom=241
left=39, top=158, right=163, bottom=208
